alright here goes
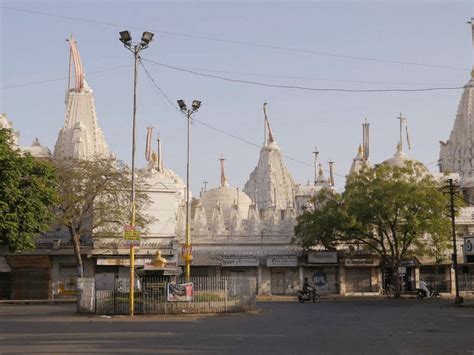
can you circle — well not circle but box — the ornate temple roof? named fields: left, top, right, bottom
left=200, top=156, right=252, bottom=227
left=22, top=138, right=52, bottom=159
left=243, top=103, right=295, bottom=211
left=0, top=113, right=19, bottom=146
left=53, top=37, right=110, bottom=161
left=380, top=144, right=429, bottom=174
left=438, top=22, right=474, bottom=187
left=349, top=144, right=371, bottom=175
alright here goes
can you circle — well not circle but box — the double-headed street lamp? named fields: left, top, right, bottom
left=178, top=99, right=202, bottom=282
left=119, top=30, right=154, bottom=316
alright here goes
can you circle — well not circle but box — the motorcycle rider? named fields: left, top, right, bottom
left=302, top=277, right=311, bottom=295
left=419, top=278, right=431, bottom=298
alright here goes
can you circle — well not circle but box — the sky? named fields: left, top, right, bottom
left=1, top=0, right=473, bottom=195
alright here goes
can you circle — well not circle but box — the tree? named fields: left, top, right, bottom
left=296, top=163, right=457, bottom=297
left=0, top=128, right=58, bottom=251
left=53, top=159, right=151, bottom=277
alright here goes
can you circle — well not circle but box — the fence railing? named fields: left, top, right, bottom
left=77, top=276, right=256, bottom=315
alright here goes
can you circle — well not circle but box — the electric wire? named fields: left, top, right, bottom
left=1, top=5, right=469, bottom=72
left=1, top=64, right=132, bottom=90
left=142, top=58, right=465, bottom=93
left=140, top=61, right=347, bottom=178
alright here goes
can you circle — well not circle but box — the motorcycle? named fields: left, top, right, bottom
left=297, top=286, right=320, bottom=303
left=416, top=288, right=441, bottom=300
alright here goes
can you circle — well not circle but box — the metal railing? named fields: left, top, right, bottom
left=78, top=276, right=256, bottom=315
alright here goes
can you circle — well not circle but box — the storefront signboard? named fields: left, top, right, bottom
left=344, top=258, right=379, bottom=267
left=222, top=258, right=259, bottom=267
left=267, top=256, right=298, bottom=267
left=97, top=258, right=151, bottom=267
left=308, top=251, right=337, bottom=264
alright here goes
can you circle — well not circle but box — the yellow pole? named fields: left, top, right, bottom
left=129, top=202, right=136, bottom=317
left=185, top=110, right=192, bottom=282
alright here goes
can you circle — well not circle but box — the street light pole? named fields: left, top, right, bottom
left=178, top=99, right=201, bottom=282
left=119, top=30, right=154, bottom=316
left=448, top=178, right=463, bottom=305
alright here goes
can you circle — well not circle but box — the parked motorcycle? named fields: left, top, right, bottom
left=297, top=286, right=320, bottom=303
left=416, top=288, right=441, bottom=300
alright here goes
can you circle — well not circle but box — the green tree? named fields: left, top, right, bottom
left=53, top=159, right=151, bottom=277
left=296, top=163, right=457, bottom=297
left=0, top=128, right=58, bottom=251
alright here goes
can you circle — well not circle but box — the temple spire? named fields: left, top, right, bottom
left=157, top=133, right=164, bottom=172
left=219, top=154, right=228, bottom=187
left=313, top=147, right=319, bottom=185
left=263, top=102, right=275, bottom=145
left=66, top=35, right=84, bottom=91
left=328, top=160, right=335, bottom=187
left=362, top=118, right=370, bottom=160
left=396, top=113, right=412, bottom=152
left=469, top=18, right=474, bottom=77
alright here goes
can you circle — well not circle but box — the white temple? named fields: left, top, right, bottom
left=1, top=113, right=51, bottom=158
left=53, top=37, right=110, bottom=161
left=243, top=103, right=295, bottom=211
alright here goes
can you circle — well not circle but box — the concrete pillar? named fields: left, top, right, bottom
left=414, top=267, right=420, bottom=289
left=449, top=266, right=456, bottom=295
left=299, top=266, right=304, bottom=288
left=339, top=266, right=346, bottom=295
left=257, top=266, right=262, bottom=295
left=370, top=267, right=379, bottom=292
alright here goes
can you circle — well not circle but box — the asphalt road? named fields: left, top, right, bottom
left=0, top=300, right=473, bottom=354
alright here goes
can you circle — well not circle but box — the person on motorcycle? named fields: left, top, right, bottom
left=303, top=277, right=311, bottom=294
left=419, top=278, right=431, bottom=298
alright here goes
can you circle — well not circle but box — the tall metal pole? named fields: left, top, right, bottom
left=185, top=110, right=192, bottom=281
left=129, top=45, right=140, bottom=317
left=449, top=179, right=463, bottom=304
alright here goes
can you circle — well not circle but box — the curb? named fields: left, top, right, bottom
left=0, top=299, right=77, bottom=305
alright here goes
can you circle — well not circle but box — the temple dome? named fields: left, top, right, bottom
left=200, top=186, right=252, bottom=227
left=380, top=145, right=429, bottom=174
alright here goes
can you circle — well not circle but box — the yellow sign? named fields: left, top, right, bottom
left=124, top=225, right=141, bottom=241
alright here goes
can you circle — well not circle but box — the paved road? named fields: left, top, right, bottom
left=0, top=300, right=473, bottom=354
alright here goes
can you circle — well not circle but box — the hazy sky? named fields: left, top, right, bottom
left=1, top=0, right=473, bottom=195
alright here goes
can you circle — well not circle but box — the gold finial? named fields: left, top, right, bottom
left=151, top=150, right=158, bottom=162
left=318, top=163, right=324, bottom=177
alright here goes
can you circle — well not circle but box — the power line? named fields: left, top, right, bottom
left=157, top=65, right=460, bottom=87
left=142, top=58, right=465, bottom=93
left=1, top=5, right=469, bottom=72
left=140, top=61, right=347, bottom=178
left=1, top=64, right=131, bottom=90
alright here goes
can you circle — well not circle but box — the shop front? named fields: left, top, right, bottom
left=341, top=256, right=381, bottom=294
left=304, top=251, right=338, bottom=294
left=0, top=256, right=11, bottom=299
left=266, top=256, right=299, bottom=295
left=7, top=255, right=52, bottom=299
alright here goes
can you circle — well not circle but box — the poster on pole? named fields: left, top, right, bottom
left=124, top=225, right=141, bottom=246
left=167, top=282, right=193, bottom=302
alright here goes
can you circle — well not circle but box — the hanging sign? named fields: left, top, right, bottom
left=222, top=258, right=259, bottom=267
left=266, top=256, right=298, bottom=267
left=308, top=251, right=337, bottom=264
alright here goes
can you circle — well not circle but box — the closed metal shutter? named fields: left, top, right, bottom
left=345, top=268, right=372, bottom=292
left=0, top=273, right=11, bottom=299
left=12, top=269, right=50, bottom=299
left=271, top=271, right=286, bottom=295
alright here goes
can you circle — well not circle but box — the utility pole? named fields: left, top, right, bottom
left=448, top=178, right=463, bottom=304
left=119, top=30, right=155, bottom=316
left=177, top=99, right=202, bottom=282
